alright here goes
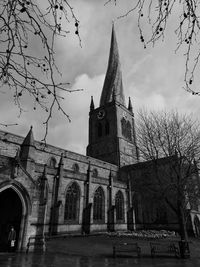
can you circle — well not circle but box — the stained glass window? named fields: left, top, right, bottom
left=115, top=191, right=124, bottom=221
left=64, top=182, right=80, bottom=221
left=93, top=187, right=105, bottom=222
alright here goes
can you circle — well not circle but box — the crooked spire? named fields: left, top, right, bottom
left=100, top=24, right=125, bottom=106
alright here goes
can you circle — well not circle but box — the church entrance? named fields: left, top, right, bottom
left=0, top=188, right=22, bottom=251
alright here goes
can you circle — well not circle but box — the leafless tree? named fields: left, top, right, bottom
left=106, top=0, right=200, bottom=96
left=0, top=0, right=81, bottom=141
left=136, top=109, right=200, bottom=240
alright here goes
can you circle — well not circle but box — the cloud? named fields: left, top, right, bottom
left=1, top=0, right=200, bottom=157
left=126, top=54, right=153, bottom=79
left=0, top=72, right=104, bottom=156
left=49, top=73, right=105, bottom=154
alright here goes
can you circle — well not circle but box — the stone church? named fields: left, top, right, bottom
left=0, top=26, right=200, bottom=252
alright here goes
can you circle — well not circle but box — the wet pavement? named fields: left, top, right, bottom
left=1, top=253, right=200, bottom=267
left=0, top=235, right=200, bottom=267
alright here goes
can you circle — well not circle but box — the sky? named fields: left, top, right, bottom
left=1, top=0, right=200, bottom=155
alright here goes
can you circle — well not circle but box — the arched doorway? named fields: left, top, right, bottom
left=194, top=215, right=200, bottom=237
left=0, top=188, right=22, bottom=251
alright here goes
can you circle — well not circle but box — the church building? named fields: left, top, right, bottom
left=0, top=25, right=200, bottom=252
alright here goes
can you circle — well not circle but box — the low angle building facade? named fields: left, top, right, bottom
left=0, top=25, right=200, bottom=252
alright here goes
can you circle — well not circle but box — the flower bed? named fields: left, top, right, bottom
left=107, top=230, right=178, bottom=240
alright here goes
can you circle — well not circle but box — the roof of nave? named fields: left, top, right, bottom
left=0, top=129, right=119, bottom=172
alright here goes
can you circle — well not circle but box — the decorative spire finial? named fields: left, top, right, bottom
left=59, top=153, right=64, bottom=166
left=21, top=126, right=34, bottom=147
left=42, top=164, right=47, bottom=179
left=128, top=97, right=133, bottom=112
left=90, top=96, right=94, bottom=111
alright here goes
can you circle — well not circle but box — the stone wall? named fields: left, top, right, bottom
left=0, top=129, right=132, bottom=251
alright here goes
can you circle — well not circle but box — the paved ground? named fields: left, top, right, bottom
left=0, top=235, right=200, bottom=267
left=47, top=235, right=200, bottom=257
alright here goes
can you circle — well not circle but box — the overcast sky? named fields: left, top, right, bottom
left=1, top=0, right=200, bottom=155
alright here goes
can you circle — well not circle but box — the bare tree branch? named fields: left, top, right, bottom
left=0, top=0, right=82, bottom=141
left=135, top=109, right=200, bottom=239
left=107, top=0, right=200, bottom=96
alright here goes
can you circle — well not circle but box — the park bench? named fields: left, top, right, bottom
left=150, top=242, right=179, bottom=258
left=113, top=242, right=141, bottom=258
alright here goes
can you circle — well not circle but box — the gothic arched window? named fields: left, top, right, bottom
left=72, top=163, right=79, bottom=173
left=121, top=117, right=126, bottom=137
left=115, top=191, right=124, bottom=221
left=105, top=121, right=110, bottom=135
left=48, top=157, right=57, bottom=168
left=126, top=121, right=132, bottom=141
left=64, top=182, right=80, bottom=221
left=92, top=168, right=98, bottom=178
left=93, top=187, right=105, bottom=222
left=98, top=123, right=103, bottom=137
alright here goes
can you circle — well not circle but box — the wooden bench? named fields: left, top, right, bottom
left=113, top=242, right=141, bottom=258
left=150, top=242, right=179, bottom=258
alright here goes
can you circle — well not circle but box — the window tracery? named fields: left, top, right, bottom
left=121, top=117, right=132, bottom=141
left=64, top=182, right=80, bottom=221
left=48, top=157, right=57, bottom=168
left=92, top=168, right=98, bottom=178
left=72, top=163, right=79, bottom=173
left=93, top=187, right=105, bottom=222
left=115, top=190, right=124, bottom=221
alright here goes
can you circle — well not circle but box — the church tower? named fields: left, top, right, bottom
left=86, top=25, right=139, bottom=167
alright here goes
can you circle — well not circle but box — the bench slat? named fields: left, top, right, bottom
left=113, top=242, right=141, bottom=258
left=150, top=242, right=179, bottom=258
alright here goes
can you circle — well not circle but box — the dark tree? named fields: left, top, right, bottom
left=136, top=109, right=200, bottom=240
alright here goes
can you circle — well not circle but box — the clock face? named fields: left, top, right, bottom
left=97, top=110, right=105, bottom=120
